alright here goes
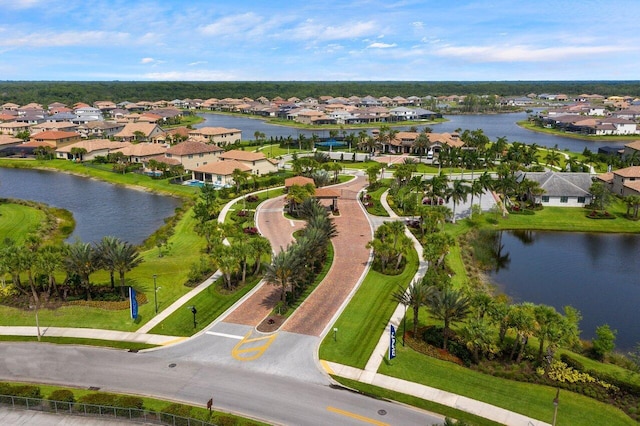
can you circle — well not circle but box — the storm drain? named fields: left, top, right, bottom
left=168, top=363, right=177, bottom=368
left=88, top=386, right=100, bottom=391
left=377, top=409, right=387, bottom=416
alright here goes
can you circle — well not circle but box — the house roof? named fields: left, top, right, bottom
left=191, top=126, right=241, bottom=136
left=625, top=140, right=640, bottom=151
left=613, top=166, right=640, bottom=178
left=115, top=122, right=162, bottom=138
left=32, top=130, right=80, bottom=140
left=0, top=135, right=23, bottom=146
left=285, top=176, right=315, bottom=187
left=624, top=180, right=640, bottom=195
left=56, top=139, right=131, bottom=153
left=596, top=172, right=614, bottom=183
left=192, top=159, right=251, bottom=175
left=519, top=171, right=592, bottom=197
left=219, top=150, right=266, bottom=162
left=166, top=140, right=223, bottom=156
left=314, top=187, right=340, bottom=198
left=115, top=143, right=167, bottom=157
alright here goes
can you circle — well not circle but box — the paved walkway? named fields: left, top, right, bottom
left=322, top=361, right=550, bottom=426
left=0, top=407, right=141, bottom=425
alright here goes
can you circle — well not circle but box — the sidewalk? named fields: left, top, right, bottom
left=322, top=361, right=550, bottom=426
left=331, top=186, right=550, bottom=426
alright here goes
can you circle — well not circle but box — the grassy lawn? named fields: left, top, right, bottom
left=319, top=248, right=418, bottom=369
left=481, top=200, right=640, bottom=233
left=0, top=206, right=205, bottom=332
left=0, top=335, right=156, bottom=351
left=333, top=376, right=503, bottom=426
left=0, top=202, right=45, bottom=244
left=148, top=274, right=261, bottom=336
left=517, top=121, right=640, bottom=142
left=363, top=184, right=391, bottom=217
left=377, top=346, right=635, bottom=426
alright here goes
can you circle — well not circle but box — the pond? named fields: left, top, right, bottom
left=0, top=167, right=182, bottom=245
left=196, top=111, right=624, bottom=153
left=488, top=230, right=640, bottom=351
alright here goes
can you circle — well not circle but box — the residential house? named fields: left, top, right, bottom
left=30, top=121, right=78, bottom=134
left=191, top=160, right=251, bottom=187
left=114, top=143, right=168, bottom=164
left=218, top=150, right=278, bottom=175
left=0, top=121, right=32, bottom=136
left=0, top=134, right=23, bottom=150
left=77, top=121, right=125, bottom=139
left=163, top=140, right=224, bottom=171
left=29, top=130, right=81, bottom=148
left=114, top=122, right=165, bottom=142
left=55, top=139, right=131, bottom=161
left=517, top=171, right=593, bottom=207
left=599, top=166, right=640, bottom=196
left=188, top=127, right=242, bottom=146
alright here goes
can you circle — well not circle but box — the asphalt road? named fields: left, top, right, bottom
left=0, top=342, right=442, bottom=426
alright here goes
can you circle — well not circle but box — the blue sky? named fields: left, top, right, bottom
left=1, top=0, right=638, bottom=81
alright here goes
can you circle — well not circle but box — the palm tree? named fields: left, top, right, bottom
left=286, top=183, right=315, bottom=215
left=544, top=149, right=562, bottom=170
left=392, top=279, right=433, bottom=335
left=264, top=247, right=301, bottom=305
left=412, top=131, right=430, bottom=161
left=96, top=236, right=120, bottom=289
left=322, top=162, right=343, bottom=184
left=249, top=236, right=272, bottom=274
left=231, top=168, right=250, bottom=194
left=427, top=286, right=472, bottom=351
left=64, top=241, right=98, bottom=301
left=213, top=244, right=240, bottom=290
left=447, top=179, right=470, bottom=223
left=461, top=318, right=495, bottom=364
left=112, top=241, right=143, bottom=297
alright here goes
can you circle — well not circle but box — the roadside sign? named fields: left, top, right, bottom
left=129, top=287, right=138, bottom=320
left=389, top=324, right=396, bottom=360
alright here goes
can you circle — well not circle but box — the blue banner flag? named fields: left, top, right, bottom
left=389, top=324, right=396, bottom=360
left=129, top=287, right=138, bottom=320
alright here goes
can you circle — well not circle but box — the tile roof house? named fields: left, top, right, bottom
left=29, top=130, right=81, bottom=148
left=191, top=160, right=251, bottom=187
left=30, top=121, right=78, bottom=134
left=0, top=121, right=33, bottom=136
left=188, top=127, right=242, bottom=146
left=517, top=171, right=593, bottom=207
left=55, top=139, right=132, bottom=161
left=114, top=143, right=168, bottom=164
left=164, top=140, right=224, bottom=171
left=219, top=149, right=278, bottom=175
left=114, top=122, right=165, bottom=142
left=601, top=166, right=640, bottom=196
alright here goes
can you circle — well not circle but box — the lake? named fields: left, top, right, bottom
left=0, top=168, right=181, bottom=245
left=488, top=231, right=640, bottom=351
left=196, top=111, right=625, bottom=153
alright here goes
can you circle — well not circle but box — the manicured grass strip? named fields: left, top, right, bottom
left=319, top=248, right=418, bottom=369
left=0, top=335, right=155, bottom=351
left=331, top=376, right=503, bottom=426
left=2, top=380, right=268, bottom=425
left=377, top=345, right=636, bottom=426
left=0, top=202, right=44, bottom=244
left=149, top=275, right=261, bottom=336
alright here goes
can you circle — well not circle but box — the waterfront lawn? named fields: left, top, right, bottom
left=518, top=120, right=640, bottom=142
left=483, top=200, right=640, bottom=233
left=319, top=248, right=418, bottom=369
left=0, top=159, right=198, bottom=198
left=0, top=206, right=204, bottom=332
left=0, top=202, right=45, bottom=244
left=377, top=346, right=635, bottom=426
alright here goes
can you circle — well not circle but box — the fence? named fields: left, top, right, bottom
left=0, top=394, right=216, bottom=426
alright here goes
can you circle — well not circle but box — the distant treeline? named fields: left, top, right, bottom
left=2, top=80, right=640, bottom=106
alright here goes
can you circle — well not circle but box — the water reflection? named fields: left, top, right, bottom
left=0, top=168, right=181, bottom=245
left=489, top=230, right=640, bottom=350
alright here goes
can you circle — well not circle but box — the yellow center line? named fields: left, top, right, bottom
left=326, top=406, right=390, bottom=426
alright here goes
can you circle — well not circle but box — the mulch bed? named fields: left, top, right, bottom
left=256, top=315, right=286, bottom=333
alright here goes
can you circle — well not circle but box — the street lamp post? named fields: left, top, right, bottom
left=333, top=327, right=338, bottom=342
left=190, top=306, right=197, bottom=329
left=153, top=274, right=158, bottom=314
left=402, top=304, right=407, bottom=347
left=552, top=388, right=560, bottom=426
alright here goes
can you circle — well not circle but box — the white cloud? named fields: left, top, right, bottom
left=188, top=61, right=208, bottom=66
left=433, top=44, right=632, bottom=62
left=368, top=42, right=397, bottom=49
left=200, top=13, right=263, bottom=37
left=140, top=57, right=155, bottom=64
left=288, top=20, right=377, bottom=41
left=0, top=31, right=130, bottom=47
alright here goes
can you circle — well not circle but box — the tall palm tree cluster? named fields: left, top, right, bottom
left=366, top=221, right=412, bottom=274
left=264, top=198, right=337, bottom=309
left=0, top=236, right=142, bottom=305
